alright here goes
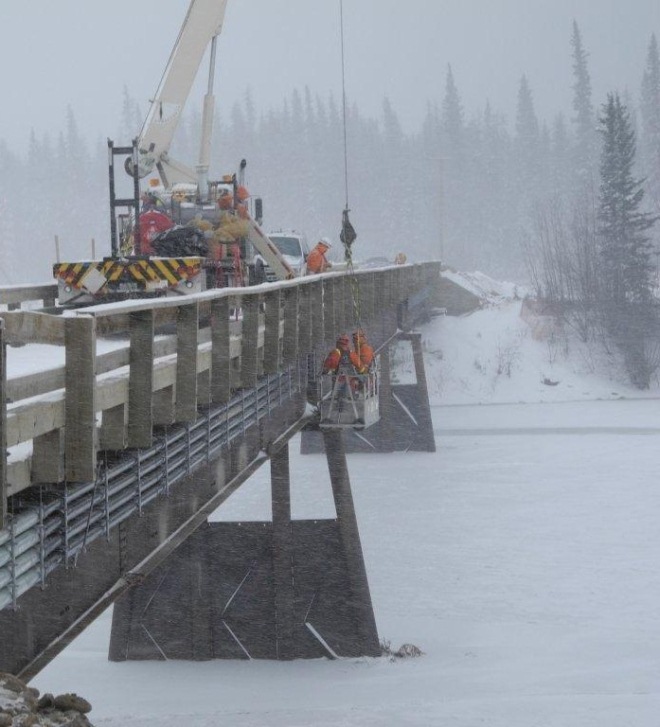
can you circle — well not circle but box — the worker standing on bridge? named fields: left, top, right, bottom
left=306, top=237, right=333, bottom=274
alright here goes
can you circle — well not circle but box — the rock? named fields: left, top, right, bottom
left=37, top=693, right=56, bottom=711
left=0, top=672, right=29, bottom=694
left=53, top=694, right=92, bottom=715
left=394, top=643, right=424, bottom=658
left=14, top=713, right=37, bottom=727
left=0, top=711, right=13, bottom=727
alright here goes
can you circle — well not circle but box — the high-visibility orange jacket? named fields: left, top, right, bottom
left=323, top=347, right=363, bottom=374
left=353, top=342, right=374, bottom=371
left=307, top=243, right=332, bottom=274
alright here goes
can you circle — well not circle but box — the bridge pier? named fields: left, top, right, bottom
left=108, top=431, right=380, bottom=661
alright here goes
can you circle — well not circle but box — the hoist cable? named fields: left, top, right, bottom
left=339, top=0, right=362, bottom=332
left=339, top=0, right=350, bottom=211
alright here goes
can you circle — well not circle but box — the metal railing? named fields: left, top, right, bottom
left=0, top=364, right=302, bottom=612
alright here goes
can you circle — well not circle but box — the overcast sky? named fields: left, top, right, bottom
left=1, top=0, right=660, bottom=152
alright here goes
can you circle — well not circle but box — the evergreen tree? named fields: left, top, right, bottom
left=597, top=93, right=656, bottom=304
left=570, top=21, right=596, bottom=190
left=441, top=65, right=467, bottom=266
left=119, top=85, right=143, bottom=142
left=514, top=75, right=541, bottom=201
left=640, top=34, right=660, bottom=209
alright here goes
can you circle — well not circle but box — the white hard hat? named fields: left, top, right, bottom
left=319, top=236, right=332, bottom=247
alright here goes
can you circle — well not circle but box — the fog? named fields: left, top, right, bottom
left=0, top=1, right=659, bottom=282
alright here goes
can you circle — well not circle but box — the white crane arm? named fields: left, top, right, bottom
left=135, top=0, right=229, bottom=184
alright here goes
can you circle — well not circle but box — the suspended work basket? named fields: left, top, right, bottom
left=318, top=356, right=380, bottom=430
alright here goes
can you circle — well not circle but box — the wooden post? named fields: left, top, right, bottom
left=297, top=283, right=312, bottom=355
left=282, top=288, right=299, bottom=366
left=271, top=443, right=295, bottom=659
left=309, top=280, right=324, bottom=348
left=241, top=292, right=260, bottom=388
left=263, top=289, right=282, bottom=374
left=0, top=320, right=6, bottom=528
left=175, top=302, right=199, bottom=422
left=129, top=309, right=154, bottom=447
left=333, top=277, right=345, bottom=333
left=211, top=296, right=231, bottom=404
left=65, top=316, right=97, bottom=482
left=99, top=405, right=127, bottom=450
left=323, top=278, right=336, bottom=344
left=153, top=386, right=175, bottom=426
left=32, top=431, right=65, bottom=483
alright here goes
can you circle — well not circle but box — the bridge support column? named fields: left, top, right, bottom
left=271, top=443, right=295, bottom=660
left=323, top=430, right=380, bottom=655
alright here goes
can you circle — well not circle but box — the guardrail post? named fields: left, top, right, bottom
left=360, top=273, right=375, bottom=326
left=0, top=319, right=6, bottom=528
left=33, top=431, right=65, bottom=483
left=211, top=296, right=231, bottom=404
left=263, top=290, right=282, bottom=374
left=99, top=405, right=127, bottom=451
left=333, top=277, right=346, bottom=332
left=298, top=283, right=312, bottom=355
left=310, top=280, right=324, bottom=348
left=175, top=302, right=199, bottom=422
left=282, top=288, right=299, bottom=365
left=323, top=278, right=335, bottom=344
left=241, top=292, right=260, bottom=388
left=65, top=316, right=97, bottom=482
left=128, top=309, right=154, bottom=447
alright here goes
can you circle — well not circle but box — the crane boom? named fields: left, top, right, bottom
left=133, top=0, right=229, bottom=185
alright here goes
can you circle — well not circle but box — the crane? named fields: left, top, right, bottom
left=127, top=0, right=227, bottom=191
left=53, top=0, right=295, bottom=305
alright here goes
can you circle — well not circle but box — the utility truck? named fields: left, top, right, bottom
left=54, top=0, right=294, bottom=305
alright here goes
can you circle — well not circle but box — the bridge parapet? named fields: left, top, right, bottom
left=0, top=283, right=58, bottom=311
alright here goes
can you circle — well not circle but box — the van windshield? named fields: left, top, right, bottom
left=270, top=237, right=302, bottom=256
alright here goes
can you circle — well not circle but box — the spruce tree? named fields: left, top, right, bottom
left=570, top=21, right=596, bottom=190
left=640, top=34, right=660, bottom=209
left=441, top=65, right=466, bottom=266
left=514, top=75, right=541, bottom=198
left=597, top=93, right=656, bottom=305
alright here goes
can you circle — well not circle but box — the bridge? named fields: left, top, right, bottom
left=0, top=263, right=440, bottom=679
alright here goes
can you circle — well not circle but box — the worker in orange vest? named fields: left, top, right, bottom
left=323, top=334, right=362, bottom=374
left=352, top=330, right=374, bottom=371
left=306, top=237, right=333, bottom=274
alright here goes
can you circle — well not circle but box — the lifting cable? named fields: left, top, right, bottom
left=338, top=0, right=362, bottom=335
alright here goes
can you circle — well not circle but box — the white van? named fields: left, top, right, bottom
left=266, top=231, right=310, bottom=277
